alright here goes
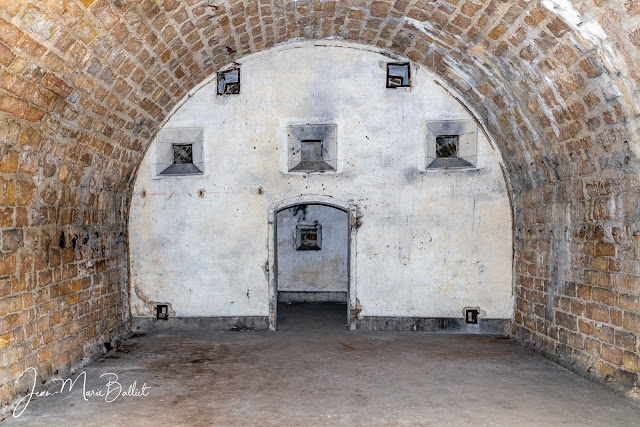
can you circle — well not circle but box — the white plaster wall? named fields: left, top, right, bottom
left=129, top=41, right=513, bottom=319
left=276, top=204, right=349, bottom=293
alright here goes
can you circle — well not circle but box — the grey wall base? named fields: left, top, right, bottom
left=132, top=316, right=269, bottom=332
left=133, top=316, right=510, bottom=335
left=278, top=291, right=347, bottom=303
left=356, top=317, right=511, bottom=335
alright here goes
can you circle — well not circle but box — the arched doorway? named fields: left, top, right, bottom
left=269, top=196, right=356, bottom=330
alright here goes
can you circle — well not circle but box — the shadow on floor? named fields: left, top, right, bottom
left=277, top=302, right=348, bottom=332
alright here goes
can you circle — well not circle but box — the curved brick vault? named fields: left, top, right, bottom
left=0, top=0, right=639, bottom=406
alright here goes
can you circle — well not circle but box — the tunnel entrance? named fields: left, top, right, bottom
left=275, top=203, right=350, bottom=329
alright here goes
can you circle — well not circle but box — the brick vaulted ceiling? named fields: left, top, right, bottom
left=0, top=0, right=638, bottom=193
left=1, top=0, right=640, bottom=403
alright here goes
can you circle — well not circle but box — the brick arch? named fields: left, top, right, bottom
left=0, top=0, right=639, bottom=406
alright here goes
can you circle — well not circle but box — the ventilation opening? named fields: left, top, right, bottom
left=290, top=140, right=334, bottom=172
left=287, top=124, right=337, bottom=173
left=156, top=304, right=169, bottom=320
left=386, top=63, right=410, bottom=88
left=465, top=309, right=478, bottom=324
left=217, top=68, right=240, bottom=95
left=173, top=144, right=193, bottom=164
left=426, top=119, right=477, bottom=169
left=155, top=127, right=204, bottom=176
left=436, top=135, right=458, bottom=158
left=159, top=143, right=202, bottom=175
left=296, top=223, right=322, bottom=251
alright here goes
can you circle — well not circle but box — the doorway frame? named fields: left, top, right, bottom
left=268, top=195, right=357, bottom=331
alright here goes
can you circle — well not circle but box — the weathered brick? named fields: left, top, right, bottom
left=576, top=284, right=592, bottom=300
left=0, top=42, right=15, bottom=66
left=0, top=332, right=11, bottom=350
left=0, top=255, right=16, bottom=276
left=546, top=17, right=570, bottom=38
left=601, top=344, right=623, bottom=365
left=592, top=287, right=617, bottom=305
left=370, top=1, right=391, bottom=18
left=585, top=304, right=610, bottom=323
left=524, top=5, right=546, bottom=26
left=555, top=311, right=577, bottom=330
left=623, top=312, right=640, bottom=333
left=41, top=73, right=73, bottom=98
left=580, top=57, right=603, bottom=78
left=488, top=23, right=508, bottom=40
left=595, top=243, right=616, bottom=257
left=614, top=329, right=637, bottom=352
left=0, top=95, right=28, bottom=118
left=91, top=0, right=119, bottom=30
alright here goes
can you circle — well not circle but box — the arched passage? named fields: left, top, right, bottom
left=273, top=201, right=351, bottom=329
left=269, top=195, right=356, bottom=332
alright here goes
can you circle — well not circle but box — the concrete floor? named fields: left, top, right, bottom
left=5, top=303, right=640, bottom=426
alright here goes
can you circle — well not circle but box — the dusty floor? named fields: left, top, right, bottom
left=4, top=303, right=640, bottom=426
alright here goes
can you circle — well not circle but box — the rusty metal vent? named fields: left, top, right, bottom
left=465, top=309, right=478, bottom=324
left=217, top=68, right=240, bottom=95
left=436, top=135, right=458, bottom=158
left=160, top=143, right=202, bottom=175
left=156, top=304, right=169, bottom=320
left=296, top=223, right=322, bottom=251
left=387, top=63, right=410, bottom=88
left=173, top=144, right=193, bottom=164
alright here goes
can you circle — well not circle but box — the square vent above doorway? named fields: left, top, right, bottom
left=287, top=124, right=337, bottom=173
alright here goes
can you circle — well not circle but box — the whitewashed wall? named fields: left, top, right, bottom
left=129, top=41, right=513, bottom=320
left=276, top=204, right=349, bottom=297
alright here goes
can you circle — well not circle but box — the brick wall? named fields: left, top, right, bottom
left=0, top=0, right=639, bottom=409
left=514, top=160, right=640, bottom=389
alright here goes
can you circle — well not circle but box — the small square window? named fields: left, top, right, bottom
left=387, top=63, right=410, bottom=88
left=436, top=135, right=458, bottom=158
left=296, top=224, right=322, bottom=251
left=173, top=144, right=193, bottom=164
left=217, top=68, right=240, bottom=95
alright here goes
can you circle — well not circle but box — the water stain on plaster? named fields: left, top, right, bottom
left=262, top=260, right=269, bottom=282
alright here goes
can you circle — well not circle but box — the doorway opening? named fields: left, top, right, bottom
left=272, top=201, right=351, bottom=330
